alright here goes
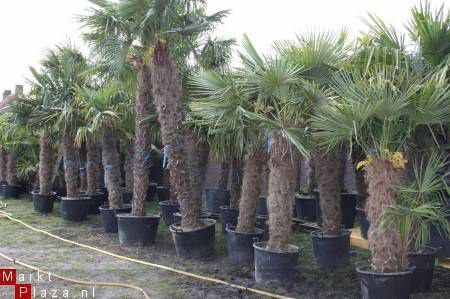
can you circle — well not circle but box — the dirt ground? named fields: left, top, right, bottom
left=0, top=198, right=449, bottom=299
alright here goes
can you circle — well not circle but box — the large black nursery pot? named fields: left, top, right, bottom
left=356, top=266, right=415, bottom=299
left=254, top=242, right=301, bottom=284
left=226, top=226, right=264, bottom=265
left=3, top=184, right=21, bottom=199
left=340, top=192, right=357, bottom=229
left=408, top=247, right=438, bottom=293
left=219, top=206, right=238, bottom=234
left=205, top=188, right=230, bottom=215
left=156, top=186, right=170, bottom=202
left=32, top=191, right=55, bottom=214
left=170, top=219, right=216, bottom=259
left=310, top=229, right=351, bottom=268
left=147, top=182, right=157, bottom=201
left=256, top=197, right=268, bottom=216
left=0, top=183, right=6, bottom=197
left=60, top=197, right=88, bottom=221
left=86, top=192, right=106, bottom=214
left=122, top=191, right=133, bottom=204
left=117, top=214, right=160, bottom=246
left=295, top=193, right=319, bottom=222
left=159, top=200, right=180, bottom=226
left=173, top=211, right=211, bottom=224
left=99, top=204, right=132, bottom=233
left=428, top=216, right=450, bottom=257
left=357, top=208, right=370, bottom=240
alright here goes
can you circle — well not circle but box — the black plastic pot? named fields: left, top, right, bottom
left=0, top=184, right=6, bottom=197
left=60, top=197, right=88, bottom=221
left=173, top=211, right=211, bottom=224
left=256, top=197, right=268, bottom=216
left=226, top=226, right=264, bottom=265
left=3, top=184, right=21, bottom=199
left=408, top=247, right=438, bottom=293
left=311, top=230, right=351, bottom=268
left=254, top=242, right=301, bottom=284
left=156, top=186, right=170, bottom=202
left=255, top=215, right=269, bottom=241
left=341, top=192, right=357, bottom=229
left=295, top=193, right=319, bottom=222
left=99, top=204, right=132, bottom=233
left=159, top=200, right=180, bottom=226
left=356, top=266, right=415, bottom=299
left=122, top=191, right=133, bottom=204
left=205, top=188, right=230, bottom=214
left=357, top=208, right=370, bottom=240
left=86, top=192, right=106, bottom=214
left=219, top=206, right=238, bottom=234
left=170, top=219, right=216, bottom=259
left=147, top=182, right=157, bottom=201
left=97, top=187, right=108, bottom=197
left=32, top=191, right=55, bottom=213
left=117, top=214, right=160, bottom=246
left=429, top=218, right=450, bottom=257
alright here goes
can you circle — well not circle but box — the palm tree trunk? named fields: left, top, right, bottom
left=236, top=149, right=264, bottom=233
left=62, top=133, right=79, bottom=198
left=187, top=132, right=209, bottom=212
left=218, top=161, right=230, bottom=190
left=351, top=147, right=368, bottom=208
left=39, top=133, right=53, bottom=196
left=366, top=158, right=406, bottom=272
left=79, top=142, right=87, bottom=193
left=260, top=159, right=270, bottom=196
left=0, top=149, right=7, bottom=183
left=152, top=40, right=200, bottom=230
left=267, top=133, right=298, bottom=251
left=132, top=64, right=152, bottom=217
left=102, top=128, right=123, bottom=209
left=315, top=151, right=342, bottom=235
left=124, top=142, right=134, bottom=193
left=305, top=157, right=316, bottom=193
left=229, top=158, right=242, bottom=209
left=86, top=139, right=100, bottom=196
left=6, top=152, right=17, bottom=185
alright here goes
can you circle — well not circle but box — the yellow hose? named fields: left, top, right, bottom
left=0, top=208, right=293, bottom=299
left=0, top=251, right=151, bottom=299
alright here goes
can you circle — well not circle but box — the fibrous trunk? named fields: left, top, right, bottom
left=62, top=133, right=79, bottom=198
left=218, top=161, right=229, bottom=190
left=0, top=149, right=7, bottom=183
left=305, top=157, right=316, bottom=193
left=6, top=152, right=17, bottom=185
left=266, top=133, right=298, bottom=251
left=152, top=41, right=199, bottom=230
left=187, top=131, right=209, bottom=212
left=86, top=139, right=101, bottom=196
left=79, top=142, right=87, bottom=193
left=366, top=158, right=406, bottom=272
left=39, top=133, right=53, bottom=196
left=124, top=142, right=134, bottom=193
left=102, top=128, right=123, bottom=209
left=236, top=149, right=264, bottom=233
left=229, top=158, right=242, bottom=209
left=132, top=63, right=152, bottom=217
left=315, top=151, right=342, bottom=235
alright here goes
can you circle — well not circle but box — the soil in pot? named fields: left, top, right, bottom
left=408, top=247, right=438, bottom=293
left=87, top=192, right=106, bottom=215
left=122, top=191, right=133, bottom=204
left=99, top=204, right=132, bottom=233
left=117, top=214, right=160, bottom=246
left=60, top=197, right=88, bottom=221
left=357, top=208, right=370, bottom=240
left=295, top=193, right=319, bottom=222
left=170, top=219, right=216, bottom=259
left=254, top=242, right=302, bottom=284
left=173, top=211, right=211, bottom=224
left=3, top=184, right=21, bottom=199
left=219, top=206, right=238, bottom=234
left=205, top=189, right=230, bottom=215
left=156, top=186, right=170, bottom=202
left=356, top=266, right=415, bottom=299
left=256, top=197, right=268, bottom=216
left=310, top=230, right=351, bottom=268
left=32, top=191, right=55, bottom=213
left=147, top=182, right=157, bottom=201
left=340, top=192, right=357, bottom=229
left=226, top=226, right=264, bottom=265
left=159, top=200, right=180, bottom=226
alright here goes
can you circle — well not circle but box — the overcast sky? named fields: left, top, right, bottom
left=0, top=0, right=446, bottom=94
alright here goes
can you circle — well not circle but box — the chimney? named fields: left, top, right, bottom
left=15, top=85, right=24, bottom=96
left=2, top=90, right=11, bottom=100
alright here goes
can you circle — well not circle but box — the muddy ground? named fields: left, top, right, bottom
left=0, top=198, right=449, bottom=298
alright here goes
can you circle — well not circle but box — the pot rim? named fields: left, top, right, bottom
left=169, top=218, right=216, bottom=234
left=60, top=197, right=84, bottom=201
left=159, top=200, right=179, bottom=206
left=31, top=190, right=56, bottom=197
left=356, top=265, right=416, bottom=276
left=156, top=185, right=170, bottom=189
left=310, top=229, right=352, bottom=239
left=99, top=203, right=132, bottom=211
left=225, top=225, right=264, bottom=236
left=219, top=205, right=238, bottom=211
left=116, top=213, right=160, bottom=219
left=408, top=246, right=439, bottom=256
left=253, top=241, right=302, bottom=254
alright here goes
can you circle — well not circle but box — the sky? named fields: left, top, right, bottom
left=0, top=0, right=446, bottom=94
